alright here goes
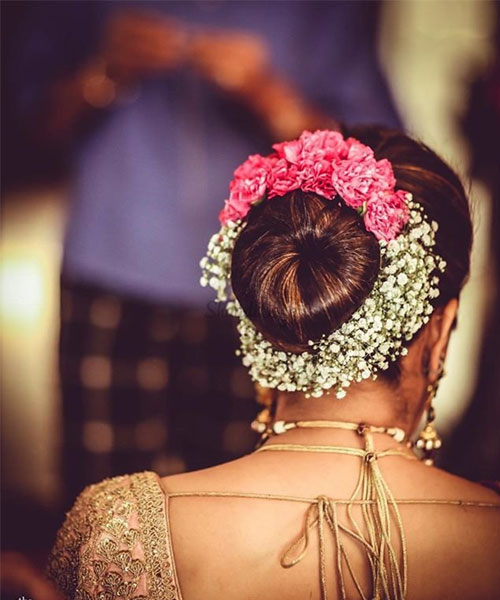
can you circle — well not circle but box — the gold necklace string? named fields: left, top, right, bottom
left=255, top=444, right=416, bottom=461
left=267, top=419, right=408, bottom=443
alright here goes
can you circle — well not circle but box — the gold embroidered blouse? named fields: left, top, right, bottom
left=47, top=472, right=180, bottom=600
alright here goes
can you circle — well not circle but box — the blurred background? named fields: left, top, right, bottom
left=1, top=1, right=499, bottom=597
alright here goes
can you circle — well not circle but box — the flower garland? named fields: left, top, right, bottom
left=201, top=130, right=446, bottom=398
left=219, top=130, right=409, bottom=242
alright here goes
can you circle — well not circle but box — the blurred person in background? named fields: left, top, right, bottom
left=9, top=0, right=401, bottom=507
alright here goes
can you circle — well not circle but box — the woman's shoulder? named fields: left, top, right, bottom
left=47, top=471, right=178, bottom=600
left=399, top=467, right=500, bottom=599
left=402, top=460, right=500, bottom=505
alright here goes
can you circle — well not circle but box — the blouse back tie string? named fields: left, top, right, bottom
left=255, top=429, right=415, bottom=600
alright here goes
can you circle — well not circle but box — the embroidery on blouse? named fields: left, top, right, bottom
left=131, top=472, right=181, bottom=600
left=47, top=472, right=178, bottom=600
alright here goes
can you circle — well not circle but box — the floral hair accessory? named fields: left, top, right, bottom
left=201, top=130, right=446, bottom=398
left=219, top=130, right=409, bottom=242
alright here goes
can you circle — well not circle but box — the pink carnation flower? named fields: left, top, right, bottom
left=267, top=157, right=301, bottom=198
left=228, top=176, right=264, bottom=211
left=300, top=130, right=348, bottom=161
left=271, top=130, right=346, bottom=199
left=232, top=153, right=273, bottom=183
left=272, top=138, right=304, bottom=165
left=218, top=130, right=410, bottom=242
left=363, top=190, right=409, bottom=241
left=298, top=158, right=336, bottom=198
left=219, top=202, right=246, bottom=225
left=219, top=154, right=275, bottom=224
left=331, top=156, right=396, bottom=209
left=344, top=137, right=375, bottom=162
left=273, top=130, right=347, bottom=165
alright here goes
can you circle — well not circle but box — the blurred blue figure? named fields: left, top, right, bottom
left=11, top=0, right=401, bottom=503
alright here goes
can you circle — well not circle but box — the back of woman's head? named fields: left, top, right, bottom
left=230, top=126, right=472, bottom=358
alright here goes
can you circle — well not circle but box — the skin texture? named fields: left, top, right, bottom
left=162, top=300, right=500, bottom=599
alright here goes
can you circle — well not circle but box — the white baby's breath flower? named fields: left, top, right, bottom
left=200, top=205, right=443, bottom=398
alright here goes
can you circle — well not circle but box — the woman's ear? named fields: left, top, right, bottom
left=427, top=298, right=458, bottom=380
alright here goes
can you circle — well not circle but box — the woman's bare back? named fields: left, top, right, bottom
left=164, top=448, right=500, bottom=600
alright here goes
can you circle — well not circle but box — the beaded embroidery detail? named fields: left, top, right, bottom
left=47, top=472, right=179, bottom=600
left=131, top=472, right=180, bottom=600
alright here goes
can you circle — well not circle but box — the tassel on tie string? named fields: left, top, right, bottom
left=264, top=430, right=411, bottom=600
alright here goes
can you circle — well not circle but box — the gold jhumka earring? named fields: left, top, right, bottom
left=415, top=358, right=445, bottom=466
left=251, top=385, right=277, bottom=448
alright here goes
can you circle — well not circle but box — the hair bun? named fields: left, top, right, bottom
left=231, top=191, right=380, bottom=353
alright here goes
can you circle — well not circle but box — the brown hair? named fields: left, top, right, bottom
left=231, top=126, right=472, bottom=371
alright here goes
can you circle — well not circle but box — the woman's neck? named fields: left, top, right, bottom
left=274, top=380, right=415, bottom=434
left=263, top=381, right=420, bottom=450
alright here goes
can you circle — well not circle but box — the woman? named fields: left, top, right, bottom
left=47, top=127, right=500, bottom=600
